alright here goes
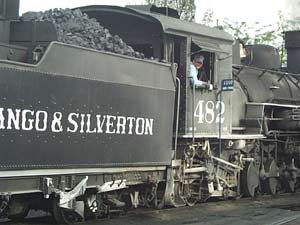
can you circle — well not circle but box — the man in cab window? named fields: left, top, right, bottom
left=190, top=54, right=213, bottom=90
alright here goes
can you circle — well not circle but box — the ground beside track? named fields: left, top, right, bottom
left=4, top=193, right=300, bottom=225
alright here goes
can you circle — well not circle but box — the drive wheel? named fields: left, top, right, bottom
left=283, top=173, right=297, bottom=193
left=263, top=159, right=278, bottom=195
left=241, top=161, right=259, bottom=197
left=184, top=179, right=200, bottom=206
left=171, top=182, right=187, bottom=207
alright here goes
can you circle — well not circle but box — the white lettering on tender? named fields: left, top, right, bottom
left=106, top=115, right=116, bottom=134
left=22, top=110, right=34, bottom=131
left=96, top=115, right=106, bottom=133
left=0, top=107, right=155, bottom=136
left=0, top=108, right=5, bottom=129
left=127, top=117, right=135, bottom=135
left=86, top=114, right=96, bottom=133
left=116, top=116, right=126, bottom=134
left=35, top=110, right=48, bottom=131
left=80, top=114, right=85, bottom=133
left=135, top=117, right=145, bottom=135
left=51, top=112, right=63, bottom=132
left=7, top=108, right=20, bottom=130
left=145, top=118, right=153, bottom=135
left=67, top=113, right=79, bottom=133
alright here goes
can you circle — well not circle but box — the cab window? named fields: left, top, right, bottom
left=191, top=41, right=215, bottom=89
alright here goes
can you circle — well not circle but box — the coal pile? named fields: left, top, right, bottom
left=21, top=8, right=145, bottom=58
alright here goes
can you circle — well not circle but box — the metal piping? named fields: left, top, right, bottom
left=211, top=156, right=242, bottom=170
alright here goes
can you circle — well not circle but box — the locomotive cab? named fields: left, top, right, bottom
left=79, top=5, right=234, bottom=138
left=184, top=38, right=233, bottom=138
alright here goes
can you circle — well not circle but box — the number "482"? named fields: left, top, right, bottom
left=194, top=100, right=225, bottom=124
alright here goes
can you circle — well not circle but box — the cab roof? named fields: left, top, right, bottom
left=78, top=5, right=234, bottom=45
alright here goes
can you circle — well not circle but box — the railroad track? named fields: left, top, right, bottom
left=3, top=193, right=300, bottom=225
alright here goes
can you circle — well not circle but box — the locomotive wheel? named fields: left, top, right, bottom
left=282, top=165, right=297, bottom=193
left=153, top=182, right=166, bottom=209
left=264, top=178, right=278, bottom=196
left=7, top=197, right=30, bottom=221
left=263, top=159, right=278, bottom=195
left=186, top=198, right=197, bottom=206
left=287, top=179, right=296, bottom=192
left=183, top=180, right=200, bottom=206
left=149, top=193, right=165, bottom=209
left=52, top=200, right=83, bottom=224
left=241, top=161, right=259, bottom=197
left=145, top=182, right=166, bottom=209
left=171, top=182, right=187, bottom=207
left=283, top=173, right=296, bottom=192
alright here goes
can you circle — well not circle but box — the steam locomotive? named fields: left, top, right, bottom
left=0, top=0, right=300, bottom=223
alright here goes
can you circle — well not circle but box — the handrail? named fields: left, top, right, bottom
left=174, top=77, right=181, bottom=160
left=233, top=64, right=300, bottom=79
left=191, top=77, right=195, bottom=144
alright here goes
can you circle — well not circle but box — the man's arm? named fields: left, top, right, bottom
left=190, top=65, right=207, bottom=88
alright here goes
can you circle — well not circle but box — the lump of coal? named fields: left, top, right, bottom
left=21, top=8, right=143, bottom=59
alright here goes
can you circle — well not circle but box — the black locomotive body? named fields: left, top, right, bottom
left=1, top=1, right=300, bottom=223
left=0, top=2, right=177, bottom=222
left=231, top=36, right=300, bottom=195
left=0, top=42, right=175, bottom=168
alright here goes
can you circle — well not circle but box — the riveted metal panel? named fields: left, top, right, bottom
left=0, top=48, right=175, bottom=169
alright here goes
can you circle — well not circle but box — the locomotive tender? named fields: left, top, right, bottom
left=1, top=0, right=300, bottom=223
